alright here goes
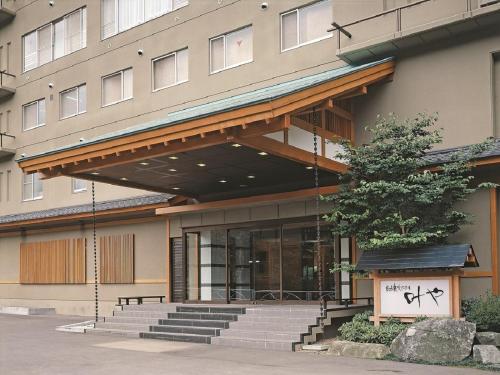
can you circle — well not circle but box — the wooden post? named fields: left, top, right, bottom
left=490, top=187, right=499, bottom=295
left=452, top=273, right=461, bottom=319
left=372, top=271, right=381, bottom=326
left=165, top=218, right=171, bottom=303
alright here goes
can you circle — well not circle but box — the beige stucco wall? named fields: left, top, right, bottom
left=0, top=219, right=167, bottom=316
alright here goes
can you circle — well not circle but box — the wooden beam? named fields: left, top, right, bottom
left=234, top=135, right=348, bottom=173
left=156, top=185, right=339, bottom=215
left=291, top=116, right=344, bottom=142
left=491, top=187, right=499, bottom=295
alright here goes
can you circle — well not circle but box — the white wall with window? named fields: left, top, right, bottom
left=72, top=178, right=87, bottom=193
left=22, top=99, right=45, bottom=131
left=210, top=26, right=253, bottom=73
left=152, top=48, right=188, bottom=91
left=23, top=7, right=87, bottom=72
left=102, top=0, right=189, bottom=39
left=60, top=84, right=86, bottom=119
left=281, top=0, right=332, bottom=52
left=102, top=68, right=133, bottom=106
left=23, top=173, right=43, bottom=201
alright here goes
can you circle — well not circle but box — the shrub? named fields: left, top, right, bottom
left=463, top=292, right=500, bottom=332
left=338, top=311, right=406, bottom=346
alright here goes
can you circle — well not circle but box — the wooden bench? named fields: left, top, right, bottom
left=117, top=295, right=165, bottom=305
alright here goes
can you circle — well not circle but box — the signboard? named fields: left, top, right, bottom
left=380, top=278, right=451, bottom=317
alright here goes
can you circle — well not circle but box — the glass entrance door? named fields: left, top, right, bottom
left=228, top=227, right=280, bottom=302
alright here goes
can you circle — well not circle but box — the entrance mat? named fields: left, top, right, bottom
left=94, top=339, right=199, bottom=353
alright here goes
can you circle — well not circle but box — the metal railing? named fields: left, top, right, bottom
left=0, top=70, right=15, bottom=87
left=329, top=0, right=480, bottom=49
left=0, top=131, right=14, bottom=148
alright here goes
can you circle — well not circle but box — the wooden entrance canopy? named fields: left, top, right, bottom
left=17, top=59, right=395, bottom=201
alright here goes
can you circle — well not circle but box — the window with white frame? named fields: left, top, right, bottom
left=60, top=84, right=86, bottom=119
left=281, top=0, right=332, bottom=52
left=101, top=0, right=189, bottom=39
left=152, top=48, right=188, bottom=91
left=102, top=68, right=133, bottom=106
left=72, top=178, right=87, bottom=193
left=22, top=99, right=46, bottom=131
left=23, top=173, right=43, bottom=201
left=210, top=26, right=253, bottom=73
left=23, top=7, right=87, bottom=72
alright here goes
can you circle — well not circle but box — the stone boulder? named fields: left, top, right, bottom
left=390, top=319, right=476, bottom=363
left=473, top=345, right=500, bottom=364
left=476, top=332, right=500, bottom=347
left=329, top=340, right=390, bottom=359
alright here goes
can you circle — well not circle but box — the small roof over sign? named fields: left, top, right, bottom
left=355, top=244, right=479, bottom=271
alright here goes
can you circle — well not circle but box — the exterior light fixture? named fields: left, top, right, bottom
left=91, top=172, right=100, bottom=175
left=120, top=177, right=128, bottom=181
left=219, top=179, right=227, bottom=183
left=169, top=156, right=178, bottom=160
left=232, top=143, right=242, bottom=147
left=172, top=187, right=180, bottom=190
left=139, top=162, right=149, bottom=166
left=169, top=168, right=177, bottom=172
left=258, top=151, right=268, bottom=156
left=247, top=175, right=255, bottom=179
left=197, top=163, right=206, bottom=167
left=306, top=166, right=313, bottom=170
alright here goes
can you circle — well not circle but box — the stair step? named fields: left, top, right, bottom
left=236, top=315, right=317, bottom=324
left=150, top=325, right=220, bottom=336
left=105, top=316, right=160, bottom=324
left=211, top=336, right=295, bottom=351
left=228, top=322, right=310, bottom=332
left=140, top=331, right=212, bottom=344
left=114, top=311, right=172, bottom=318
left=85, top=327, right=141, bottom=338
left=176, top=306, right=246, bottom=314
left=95, top=322, right=150, bottom=331
left=219, top=329, right=302, bottom=341
left=121, top=304, right=178, bottom=312
left=159, top=319, right=230, bottom=329
left=168, top=312, right=239, bottom=321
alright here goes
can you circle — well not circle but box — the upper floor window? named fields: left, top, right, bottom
left=152, top=48, right=188, bottom=91
left=210, top=26, right=253, bottom=74
left=60, top=84, right=86, bottom=119
left=102, top=0, right=189, bottom=39
left=102, top=68, right=133, bottom=106
left=281, top=0, right=332, bottom=52
left=22, top=99, right=46, bottom=131
left=23, top=7, right=87, bottom=72
left=72, top=178, right=87, bottom=193
left=23, top=173, right=43, bottom=201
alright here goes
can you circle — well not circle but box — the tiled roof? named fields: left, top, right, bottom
left=422, top=138, right=500, bottom=165
left=18, top=58, right=393, bottom=162
left=0, top=194, right=171, bottom=225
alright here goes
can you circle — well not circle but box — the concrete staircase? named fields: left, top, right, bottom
left=86, top=303, right=371, bottom=351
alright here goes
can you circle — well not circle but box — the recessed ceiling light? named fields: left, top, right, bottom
left=120, top=177, right=128, bottom=181
left=169, top=156, right=178, bottom=160
left=91, top=172, right=100, bottom=175
left=258, top=151, right=268, bottom=156
left=172, top=187, right=180, bottom=190
left=306, top=166, right=313, bottom=170
left=139, top=162, right=150, bottom=166
left=247, top=175, right=255, bottom=179
left=169, top=168, right=177, bottom=172
left=232, top=143, right=242, bottom=148
left=197, top=163, right=206, bottom=167
left=239, top=184, right=247, bottom=188
left=219, top=179, right=227, bottom=183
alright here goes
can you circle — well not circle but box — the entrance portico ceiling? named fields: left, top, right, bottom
left=17, top=58, right=395, bottom=201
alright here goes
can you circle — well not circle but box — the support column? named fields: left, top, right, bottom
left=490, top=188, right=499, bottom=295
left=165, top=218, right=171, bottom=302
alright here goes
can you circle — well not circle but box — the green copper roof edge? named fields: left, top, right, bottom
left=18, top=57, right=394, bottom=163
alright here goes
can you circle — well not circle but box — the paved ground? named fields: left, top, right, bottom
left=0, top=314, right=494, bottom=375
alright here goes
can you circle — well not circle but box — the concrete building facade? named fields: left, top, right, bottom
left=0, top=0, right=499, bottom=316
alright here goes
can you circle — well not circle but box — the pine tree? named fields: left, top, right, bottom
left=324, top=114, right=494, bottom=252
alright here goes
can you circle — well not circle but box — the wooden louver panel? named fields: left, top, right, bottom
left=20, top=238, right=86, bottom=284
left=99, top=234, right=134, bottom=284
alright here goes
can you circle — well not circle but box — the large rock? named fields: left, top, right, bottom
left=473, top=345, right=500, bottom=364
left=329, top=340, right=390, bottom=359
left=390, top=319, right=475, bottom=363
left=476, top=332, right=500, bottom=347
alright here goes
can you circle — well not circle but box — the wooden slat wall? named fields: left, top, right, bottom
left=171, top=237, right=185, bottom=302
left=20, top=238, right=86, bottom=284
left=99, top=234, right=134, bottom=284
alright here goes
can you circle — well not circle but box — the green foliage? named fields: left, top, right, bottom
left=338, top=311, right=406, bottom=346
left=463, top=291, right=500, bottom=332
left=324, top=113, right=494, bottom=251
